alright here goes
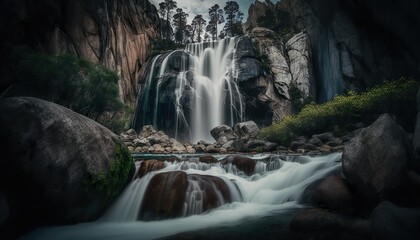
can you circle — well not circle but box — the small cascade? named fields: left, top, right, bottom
left=25, top=153, right=342, bottom=240
left=132, top=38, right=244, bottom=143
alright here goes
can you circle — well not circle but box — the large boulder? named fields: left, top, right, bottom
left=135, top=160, right=165, bottom=179
left=210, top=125, right=238, bottom=142
left=139, top=171, right=188, bottom=221
left=234, top=121, right=260, bottom=142
left=186, top=175, right=232, bottom=214
left=371, top=201, right=420, bottom=240
left=342, top=114, right=412, bottom=202
left=312, top=176, right=355, bottom=211
left=221, top=155, right=256, bottom=176
left=0, top=97, right=135, bottom=238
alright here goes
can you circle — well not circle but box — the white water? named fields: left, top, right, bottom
left=25, top=153, right=342, bottom=240
left=134, top=38, right=244, bottom=143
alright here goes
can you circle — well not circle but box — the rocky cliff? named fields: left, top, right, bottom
left=248, top=0, right=420, bottom=102
left=0, top=0, right=161, bottom=104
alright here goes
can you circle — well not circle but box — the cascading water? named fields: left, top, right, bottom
left=25, top=153, right=343, bottom=240
left=132, top=38, right=244, bottom=143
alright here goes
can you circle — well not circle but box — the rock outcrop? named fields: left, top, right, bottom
left=0, top=97, right=134, bottom=238
left=0, top=0, right=161, bottom=104
left=342, top=114, right=412, bottom=202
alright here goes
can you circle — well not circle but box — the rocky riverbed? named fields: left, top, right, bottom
left=120, top=120, right=359, bottom=155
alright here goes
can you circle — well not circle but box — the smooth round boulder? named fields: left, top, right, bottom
left=312, top=176, right=355, bottom=211
left=139, top=171, right=188, bottom=221
left=0, top=97, right=134, bottom=238
left=187, top=175, right=232, bottom=213
left=222, top=155, right=256, bottom=176
left=136, top=160, right=165, bottom=178
left=199, top=155, right=218, bottom=164
left=234, top=121, right=260, bottom=142
left=343, top=114, right=412, bottom=202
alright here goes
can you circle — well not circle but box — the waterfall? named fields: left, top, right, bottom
left=132, top=38, right=244, bottom=143
left=25, top=153, right=343, bottom=240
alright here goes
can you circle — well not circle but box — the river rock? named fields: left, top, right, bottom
left=210, top=125, right=238, bottom=142
left=343, top=114, right=412, bottom=202
left=290, top=141, right=306, bottom=151
left=234, top=121, right=260, bottom=142
left=308, top=137, right=323, bottom=147
left=264, top=142, right=278, bottom=152
left=247, top=140, right=267, bottom=149
left=313, top=132, right=335, bottom=142
left=187, top=175, right=232, bottom=213
left=171, top=139, right=187, bottom=153
left=194, top=144, right=206, bottom=153
left=147, top=131, right=170, bottom=145
left=312, top=176, right=355, bottom=211
left=222, top=155, right=256, bottom=176
left=186, top=146, right=196, bottom=154
left=139, top=171, right=188, bottom=221
left=371, top=201, right=420, bottom=240
left=136, top=160, right=165, bottom=178
left=199, top=155, right=218, bottom=164
left=0, top=97, right=134, bottom=237
left=139, top=125, right=157, bottom=138
left=133, top=137, right=149, bottom=147
left=327, top=138, right=343, bottom=147
left=205, top=145, right=219, bottom=153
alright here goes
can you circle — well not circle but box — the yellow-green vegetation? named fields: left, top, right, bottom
left=260, top=78, right=419, bottom=145
left=9, top=46, right=131, bottom=133
left=87, top=140, right=134, bottom=204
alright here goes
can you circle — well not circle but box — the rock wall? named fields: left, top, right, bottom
left=248, top=0, right=420, bottom=102
left=0, top=0, right=161, bottom=104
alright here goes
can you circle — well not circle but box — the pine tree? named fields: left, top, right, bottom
left=158, top=0, right=177, bottom=40
left=207, top=4, right=225, bottom=41
left=223, top=1, right=244, bottom=37
left=173, top=8, right=188, bottom=43
left=192, top=15, right=206, bottom=43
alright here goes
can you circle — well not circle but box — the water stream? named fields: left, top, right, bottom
left=24, top=153, right=342, bottom=240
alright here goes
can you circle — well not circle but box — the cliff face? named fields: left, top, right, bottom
left=0, top=0, right=160, bottom=104
left=248, top=0, right=420, bottom=102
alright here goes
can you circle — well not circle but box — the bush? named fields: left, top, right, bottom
left=7, top=46, right=129, bottom=133
left=260, top=78, right=419, bottom=145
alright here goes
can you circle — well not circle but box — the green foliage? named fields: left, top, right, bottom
left=86, top=140, right=134, bottom=203
left=289, top=82, right=311, bottom=113
left=260, top=78, right=419, bottom=145
left=10, top=46, right=129, bottom=133
left=256, top=7, right=298, bottom=41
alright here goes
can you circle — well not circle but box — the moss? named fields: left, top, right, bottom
left=260, top=78, right=419, bottom=145
left=86, top=139, right=134, bottom=204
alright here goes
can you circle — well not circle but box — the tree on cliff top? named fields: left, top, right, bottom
left=223, top=1, right=244, bottom=37
left=158, top=0, right=177, bottom=40
left=207, top=4, right=225, bottom=41
left=192, top=15, right=206, bottom=43
left=173, top=8, right=188, bottom=44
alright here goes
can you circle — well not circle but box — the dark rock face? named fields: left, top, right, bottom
left=371, top=201, right=420, bottom=240
left=0, top=0, right=161, bottom=104
left=342, top=114, right=412, bottom=202
left=222, top=156, right=256, bottom=176
left=312, top=176, right=355, bottom=211
left=0, top=97, right=134, bottom=238
left=187, top=175, right=232, bottom=212
left=136, top=160, right=165, bottom=179
left=139, top=171, right=188, bottom=221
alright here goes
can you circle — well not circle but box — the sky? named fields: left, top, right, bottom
left=149, top=0, right=280, bottom=25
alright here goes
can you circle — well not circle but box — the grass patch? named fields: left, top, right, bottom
left=260, top=78, right=419, bottom=145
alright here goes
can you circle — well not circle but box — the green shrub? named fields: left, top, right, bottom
left=8, top=46, right=129, bottom=133
left=260, top=78, right=419, bottom=145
